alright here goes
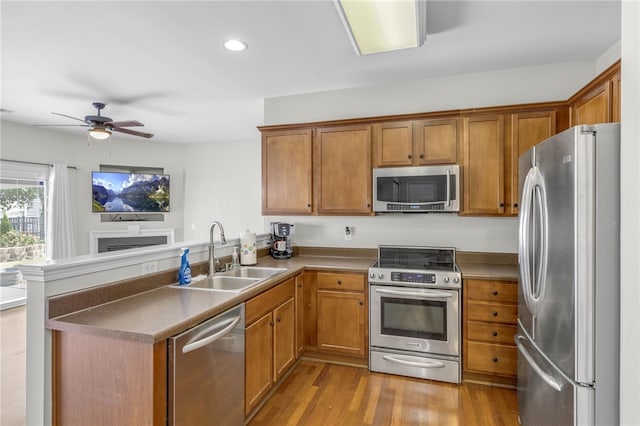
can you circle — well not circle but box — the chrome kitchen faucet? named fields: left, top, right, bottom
left=208, top=221, right=227, bottom=275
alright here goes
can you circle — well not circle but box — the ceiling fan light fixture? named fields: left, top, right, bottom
left=335, top=0, right=427, bottom=55
left=88, top=127, right=111, bottom=140
left=224, top=39, right=248, bottom=52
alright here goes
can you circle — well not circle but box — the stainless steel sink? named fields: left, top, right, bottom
left=219, top=267, right=287, bottom=280
left=178, top=276, right=261, bottom=292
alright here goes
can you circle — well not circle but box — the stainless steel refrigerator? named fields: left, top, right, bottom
left=516, top=123, right=620, bottom=425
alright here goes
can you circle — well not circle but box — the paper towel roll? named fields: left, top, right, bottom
left=240, top=230, right=257, bottom=265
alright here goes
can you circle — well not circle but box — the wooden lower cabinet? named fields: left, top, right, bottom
left=463, top=279, right=518, bottom=387
left=52, top=331, right=167, bottom=425
left=316, top=272, right=366, bottom=357
left=244, top=279, right=295, bottom=416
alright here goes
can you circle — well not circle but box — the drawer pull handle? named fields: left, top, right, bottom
left=492, top=357, right=498, bottom=363
left=492, top=311, right=498, bottom=317
left=492, top=331, right=498, bottom=337
left=492, top=291, right=498, bottom=296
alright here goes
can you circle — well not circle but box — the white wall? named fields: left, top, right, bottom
left=262, top=60, right=602, bottom=253
left=182, top=138, right=265, bottom=242
left=619, top=1, right=640, bottom=423
left=0, top=120, right=186, bottom=255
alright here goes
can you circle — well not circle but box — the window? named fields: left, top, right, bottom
left=0, top=161, right=49, bottom=269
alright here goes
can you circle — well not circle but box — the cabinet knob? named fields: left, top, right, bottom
left=269, top=321, right=274, bottom=327
left=499, top=203, right=505, bottom=207
left=297, top=283, right=302, bottom=288
left=492, top=357, right=498, bottom=363
left=492, top=290, right=498, bottom=296
left=307, top=203, right=311, bottom=208
left=359, top=300, right=364, bottom=306
left=492, top=331, right=498, bottom=337
left=276, top=317, right=281, bottom=323
left=492, top=311, right=498, bottom=317
left=408, top=155, right=412, bottom=159
left=419, top=154, right=424, bottom=159
left=337, top=280, right=342, bottom=285
left=514, top=203, right=518, bottom=208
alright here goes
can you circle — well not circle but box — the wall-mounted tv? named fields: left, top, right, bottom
left=92, top=171, right=170, bottom=213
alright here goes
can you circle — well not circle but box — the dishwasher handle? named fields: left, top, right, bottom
left=182, top=315, right=241, bottom=354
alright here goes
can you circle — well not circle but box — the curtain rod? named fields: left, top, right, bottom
left=0, top=158, right=78, bottom=170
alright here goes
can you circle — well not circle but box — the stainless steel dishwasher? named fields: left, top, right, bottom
left=168, top=304, right=245, bottom=425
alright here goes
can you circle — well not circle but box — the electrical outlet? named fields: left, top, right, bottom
left=142, top=261, right=158, bottom=275
left=344, top=226, right=352, bottom=241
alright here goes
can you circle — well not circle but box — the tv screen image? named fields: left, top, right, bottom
left=92, top=171, right=170, bottom=213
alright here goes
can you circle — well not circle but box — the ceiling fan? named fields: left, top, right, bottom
left=36, top=102, right=154, bottom=140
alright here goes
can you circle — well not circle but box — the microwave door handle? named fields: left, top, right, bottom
left=446, top=169, right=451, bottom=207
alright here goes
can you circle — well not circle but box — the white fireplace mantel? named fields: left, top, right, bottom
left=89, top=227, right=175, bottom=254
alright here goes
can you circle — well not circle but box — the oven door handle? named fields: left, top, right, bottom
left=374, top=287, right=453, bottom=299
left=382, top=354, right=445, bottom=369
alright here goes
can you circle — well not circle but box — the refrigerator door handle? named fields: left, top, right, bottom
left=515, top=334, right=562, bottom=392
left=518, top=166, right=549, bottom=317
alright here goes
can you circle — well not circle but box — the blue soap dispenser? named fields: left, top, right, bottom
left=178, top=247, right=192, bottom=285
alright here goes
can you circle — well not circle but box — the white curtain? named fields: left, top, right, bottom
left=46, top=163, right=75, bottom=259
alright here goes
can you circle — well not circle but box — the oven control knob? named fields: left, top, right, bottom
left=443, top=276, right=450, bottom=283
left=453, top=277, right=460, bottom=284
left=378, top=272, right=384, bottom=279
left=369, top=272, right=375, bottom=279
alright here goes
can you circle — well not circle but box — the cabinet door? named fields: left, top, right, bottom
left=461, top=114, right=505, bottom=215
left=413, top=118, right=458, bottom=165
left=572, top=82, right=611, bottom=126
left=294, top=274, right=305, bottom=357
left=262, top=129, right=313, bottom=214
left=506, top=111, right=556, bottom=215
left=245, top=312, right=273, bottom=415
left=273, top=298, right=295, bottom=382
left=372, top=121, right=414, bottom=167
left=317, top=290, right=365, bottom=356
left=314, top=125, right=372, bottom=214
left=612, top=71, right=621, bottom=123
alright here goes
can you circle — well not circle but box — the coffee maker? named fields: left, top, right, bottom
left=270, top=222, right=294, bottom=259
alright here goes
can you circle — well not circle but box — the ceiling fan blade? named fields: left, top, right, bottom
left=107, top=120, right=144, bottom=127
left=111, top=126, right=154, bottom=139
left=34, top=124, right=89, bottom=127
left=51, top=112, right=87, bottom=123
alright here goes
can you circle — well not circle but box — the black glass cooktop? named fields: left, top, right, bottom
left=376, top=246, right=457, bottom=272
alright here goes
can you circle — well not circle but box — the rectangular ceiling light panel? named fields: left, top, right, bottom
left=335, top=0, right=427, bottom=55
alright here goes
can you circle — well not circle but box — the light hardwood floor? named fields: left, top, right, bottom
left=249, top=360, right=519, bottom=426
left=0, top=305, right=26, bottom=426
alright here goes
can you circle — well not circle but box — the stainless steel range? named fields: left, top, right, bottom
left=369, top=246, right=462, bottom=384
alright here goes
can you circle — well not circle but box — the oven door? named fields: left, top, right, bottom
left=370, top=285, right=460, bottom=357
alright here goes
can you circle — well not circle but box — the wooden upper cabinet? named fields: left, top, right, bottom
left=373, top=121, right=414, bottom=167
left=572, top=82, right=611, bottom=126
left=262, top=129, right=313, bottom=215
left=612, top=70, right=621, bottom=123
left=505, top=111, right=556, bottom=216
left=461, top=114, right=505, bottom=215
left=413, top=118, right=458, bottom=165
left=314, top=125, right=373, bottom=214
left=373, top=118, right=458, bottom=167
left=570, top=60, right=620, bottom=126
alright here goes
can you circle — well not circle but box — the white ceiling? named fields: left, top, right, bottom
left=1, top=1, right=621, bottom=145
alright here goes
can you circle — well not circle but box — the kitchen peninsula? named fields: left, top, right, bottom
left=37, top=241, right=517, bottom=425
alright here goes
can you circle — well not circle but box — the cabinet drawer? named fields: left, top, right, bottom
left=466, top=302, right=517, bottom=324
left=466, top=321, right=517, bottom=345
left=316, top=272, right=364, bottom=292
left=465, top=280, right=517, bottom=303
left=466, top=342, right=517, bottom=376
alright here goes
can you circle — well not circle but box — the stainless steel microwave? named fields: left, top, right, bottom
left=373, top=165, right=460, bottom=213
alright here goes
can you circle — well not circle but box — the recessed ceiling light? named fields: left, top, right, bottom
left=224, top=39, right=248, bottom=52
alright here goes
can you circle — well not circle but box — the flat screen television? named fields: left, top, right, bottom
left=92, top=171, right=170, bottom=213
